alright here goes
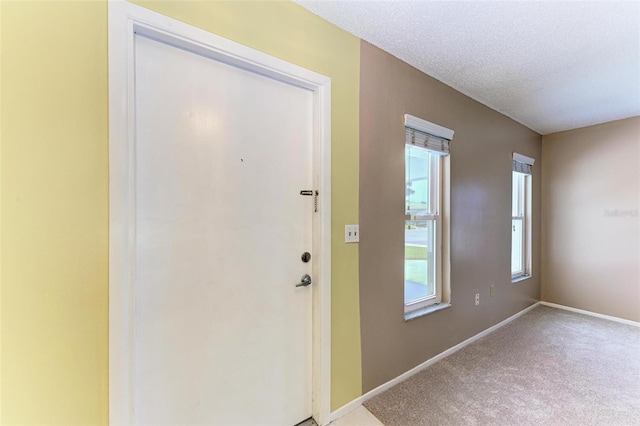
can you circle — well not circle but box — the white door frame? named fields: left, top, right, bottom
left=108, top=2, right=332, bottom=424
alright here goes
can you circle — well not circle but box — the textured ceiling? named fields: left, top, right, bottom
left=295, top=1, right=640, bottom=135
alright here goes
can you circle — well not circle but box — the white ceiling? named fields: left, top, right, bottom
left=295, top=1, right=640, bottom=135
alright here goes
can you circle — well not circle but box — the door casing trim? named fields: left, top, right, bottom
left=108, top=2, right=332, bottom=424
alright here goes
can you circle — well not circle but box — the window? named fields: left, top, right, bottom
left=511, top=153, right=534, bottom=280
left=404, top=115, right=452, bottom=315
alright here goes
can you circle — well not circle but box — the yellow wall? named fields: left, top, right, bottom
left=0, top=0, right=3, bottom=417
left=0, top=0, right=361, bottom=423
left=1, top=1, right=109, bottom=424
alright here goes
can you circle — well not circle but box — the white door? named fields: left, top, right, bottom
left=133, top=33, right=313, bottom=425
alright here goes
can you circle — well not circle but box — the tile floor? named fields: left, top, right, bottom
left=297, top=406, right=383, bottom=426
left=329, top=406, right=383, bottom=426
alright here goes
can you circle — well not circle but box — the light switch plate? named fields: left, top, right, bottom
left=345, top=225, right=359, bottom=243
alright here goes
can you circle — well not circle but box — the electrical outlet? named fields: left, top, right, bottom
left=475, top=293, right=480, bottom=306
left=490, top=284, right=495, bottom=297
left=345, top=225, right=359, bottom=243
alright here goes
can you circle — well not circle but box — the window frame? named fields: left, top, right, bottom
left=511, top=171, right=531, bottom=280
left=403, top=114, right=452, bottom=319
left=404, top=149, right=443, bottom=313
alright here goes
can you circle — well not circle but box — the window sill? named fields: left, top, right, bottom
left=404, top=302, right=451, bottom=321
left=512, top=275, right=531, bottom=284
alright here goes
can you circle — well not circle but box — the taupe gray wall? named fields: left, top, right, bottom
left=359, top=41, right=542, bottom=392
left=541, top=117, right=640, bottom=322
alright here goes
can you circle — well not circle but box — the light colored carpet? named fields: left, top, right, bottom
left=364, top=305, right=640, bottom=425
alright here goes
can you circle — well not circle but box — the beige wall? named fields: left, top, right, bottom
left=359, top=41, right=542, bottom=392
left=542, top=117, right=640, bottom=322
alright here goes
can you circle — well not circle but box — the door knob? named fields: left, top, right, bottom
left=295, top=274, right=312, bottom=287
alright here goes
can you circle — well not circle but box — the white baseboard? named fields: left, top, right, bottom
left=541, top=301, right=640, bottom=327
left=327, top=301, right=542, bottom=424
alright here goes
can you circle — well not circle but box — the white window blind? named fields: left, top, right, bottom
left=512, top=152, right=535, bottom=175
left=404, top=114, right=454, bottom=156
left=405, top=127, right=450, bottom=155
